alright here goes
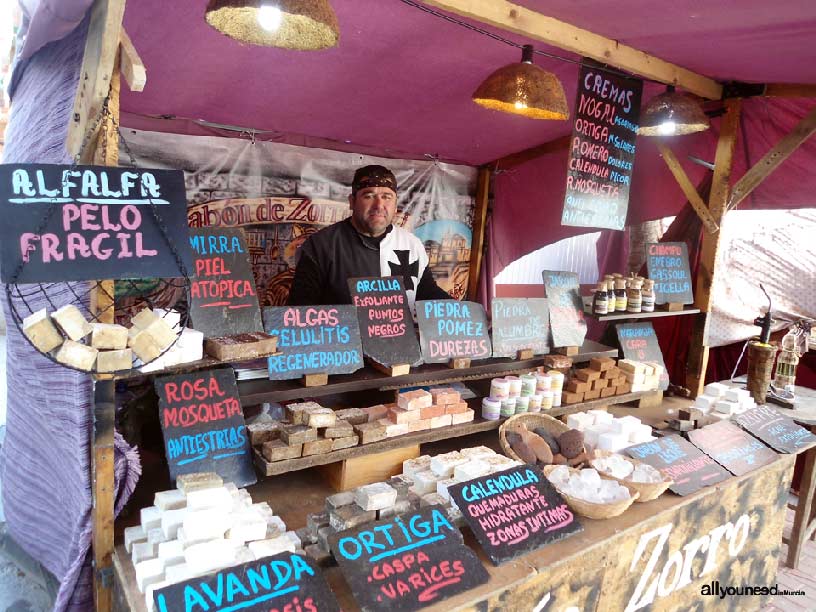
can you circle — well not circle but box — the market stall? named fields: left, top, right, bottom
left=2, top=1, right=816, bottom=611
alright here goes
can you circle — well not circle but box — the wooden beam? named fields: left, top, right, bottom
left=686, top=99, right=742, bottom=397
left=764, top=84, right=816, bottom=98
left=66, top=0, right=127, bottom=161
left=728, top=105, right=816, bottom=210
left=467, top=166, right=490, bottom=301
left=655, top=143, right=719, bottom=234
left=420, top=0, right=722, bottom=99
left=491, top=134, right=570, bottom=171
left=119, top=29, right=146, bottom=92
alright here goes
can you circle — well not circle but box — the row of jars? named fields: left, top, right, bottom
left=593, top=273, right=655, bottom=315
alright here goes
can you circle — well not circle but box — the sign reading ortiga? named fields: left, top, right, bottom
left=0, top=164, right=193, bottom=283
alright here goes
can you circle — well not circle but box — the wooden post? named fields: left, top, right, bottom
left=686, top=99, right=742, bottom=397
left=466, top=166, right=490, bottom=301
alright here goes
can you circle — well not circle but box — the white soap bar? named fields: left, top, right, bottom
left=160, top=508, right=187, bottom=540
left=132, top=541, right=157, bottom=565
left=176, top=328, right=204, bottom=362
left=125, top=525, right=147, bottom=553
left=147, top=528, right=167, bottom=546
left=598, top=432, right=629, bottom=452
left=715, top=400, right=737, bottom=415
left=22, top=308, right=64, bottom=353
left=135, top=557, right=165, bottom=593
left=582, top=429, right=601, bottom=450
left=704, top=382, right=729, bottom=398
left=55, top=340, right=98, bottom=371
left=454, top=458, right=490, bottom=481
left=227, top=511, right=268, bottom=543
left=158, top=540, right=185, bottom=566
left=410, top=469, right=440, bottom=495
left=155, top=489, right=186, bottom=511
left=183, top=508, right=230, bottom=542
left=154, top=308, right=182, bottom=331
left=694, top=395, right=717, bottom=411
left=164, top=562, right=196, bottom=585
left=724, top=388, right=744, bottom=402
left=141, top=506, right=162, bottom=531
left=629, top=424, right=654, bottom=443
left=566, top=414, right=588, bottom=430
left=430, top=451, right=467, bottom=478
left=588, top=410, right=614, bottom=425
left=248, top=536, right=296, bottom=558
left=52, top=304, right=92, bottom=341
left=284, top=530, right=302, bottom=550
left=145, top=581, right=168, bottom=612
left=459, top=446, right=496, bottom=459
left=186, top=486, right=234, bottom=511
left=436, top=478, right=458, bottom=502
left=234, top=548, right=256, bottom=564
left=609, top=417, right=639, bottom=436
left=184, top=539, right=236, bottom=575
left=402, top=454, right=432, bottom=477
left=624, top=372, right=646, bottom=385
left=354, top=482, right=398, bottom=511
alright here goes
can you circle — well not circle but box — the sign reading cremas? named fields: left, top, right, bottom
left=0, top=164, right=193, bottom=283
left=415, top=300, right=492, bottom=363
left=329, top=506, right=489, bottom=612
left=153, top=552, right=340, bottom=612
left=263, top=305, right=363, bottom=379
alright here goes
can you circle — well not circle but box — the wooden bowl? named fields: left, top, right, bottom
left=590, top=450, right=673, bottom=502
left=541, top=464, right=639, bottom=519
left=499, top=413, right=568, bottom=462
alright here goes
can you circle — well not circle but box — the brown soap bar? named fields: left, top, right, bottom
left=600, top=386, right=616, bottom=398
left=323, top=421, right=354, bottom=438
left=262, top=440, right=302, bottom=462
left=331, top=435, right=359, bottom=451
left=617, top=383, right=632, bottom=394
left=590, top=356, right=616, bottom=372
left=430, top=388, right=461, bottom=405
left=286, top=401, right=322, bottom=425
left=204, top=332, right=278, bottom=361
left=566, top=380, right=588, bottom=394
left=280, top=425, right=318, bottom=445
left=302, top=438, right=333, bottom=456
left=334, top=408, right=367, bottom=426
left=247, top=421, right=281, bottom=446
left=364, top=404, right=390, bottom=422
left=574, top=368, right=601, bottom=382
left=592, top=378, right=608, bottom=391
left=602, top=366, right=621, bottom=380
left=541, top=354, right=573, bottom=372
left=354, top=422, right=387, bottom=444
left=445, top=401, right=470, bottom=415
left=584, top=388, right=601, bottom=400
left=562, top=391, right=584, bottom=404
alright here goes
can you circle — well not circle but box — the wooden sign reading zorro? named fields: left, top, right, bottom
left=153, top=552, right=340, bottom=612
left=329, top=506, right=489, bottom=612
left=348, top=276, right=421, bottom=367
left=0, top=164, right=193, bottom=283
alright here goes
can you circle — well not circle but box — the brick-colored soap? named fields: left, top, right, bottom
left=22, top=308, right=63, bottom=353
left=420, top=404, right=445, bottom=420
left=592, top=378, right=608, bottom=391
left=364, top=404, right=390, bottom=422
left=600, top=386, right=616, bottom=398
left=590, top=356, right=615, bottom=372
left=562, top=391, right=584, bottom=404
left=429, top=414, right=453, bottom=428
left=334, top=408, right=367, bottom=426
left=323, top=421, right=354, bottom=438
left=408, top=419, right=432, bottom=433
left=602, top=366, right=621, bottom=380
left=574, top=368, right=601, bottom=382
left=583, top=388, right=601, bottom=400
left=306, top=407, right=337, bottom=429
left=445, top=401, right=470, bottom=415
left=397, top=390, right=432, bottom=411
left=566, top=379, right=589, bottom=394
left=389, top=406, right=421, bottom=424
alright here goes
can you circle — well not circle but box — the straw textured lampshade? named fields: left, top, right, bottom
left=205, top=0, right=339, bottom=50
left=473, top=45, right=569, bottom=120
left=638, top=86, right=710, bottom=136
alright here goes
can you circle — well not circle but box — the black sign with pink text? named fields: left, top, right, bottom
left=0, top=164, right=193, bottom=283
left=449, top=465, right=581, bottom=565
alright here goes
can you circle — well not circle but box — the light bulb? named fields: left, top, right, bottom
left=257, top=4, right=282, bottom=31
left=658, top=121, right=677, bottom=135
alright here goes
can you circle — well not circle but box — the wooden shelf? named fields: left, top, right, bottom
left=237, top=340, right=618, bottom=404
left=582, top=306, right=700, bottom=321
left=252, top=390, right=654, bottom=477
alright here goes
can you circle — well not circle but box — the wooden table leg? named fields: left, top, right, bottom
left=787, top=445, right=816, bottom=569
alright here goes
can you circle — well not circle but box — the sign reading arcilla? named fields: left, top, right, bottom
left=153, top=551, right=340, bottom=612
left=0, top=164, right=193, bottom=283
left=448, top=465, right=581, bottom=565
left=264, top=305, right=364, bottom=379
left=415, top=299, right=492, bottom=363
left=155, top=367, right=256, bottom=487
left=329, top=505, right=489, bottom=612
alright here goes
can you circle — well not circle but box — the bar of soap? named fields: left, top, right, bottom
left=54, top=340, right=97, bottom=371
left=454, top=458, right=490, bottom=481
left=154, top=489, right=186, bottom=511
left=598, top=432, right=630, bottom=452
left=262, top=439, right=302, bottom=462
left=176, top=472, right=223, bottom=493
left=286, top=401, right=321, bottom=425
left=429, top=414, right=453, bottom=428
left=184, top=539, right=236, bottom=575
left=397, top=389, right=432, bottom=411
left=420, top=404, right=445, bottom=420
left=402, top=455, right=432, bottom=477
left=125, top=525, right=147, bottom=553
left=183, top=508, right=230, bottom=542
left=451, top=409, right=475, bottom=425
left=131, top=308, right=161, bottom=330
left=91, top=322, right=128, bottom=349
left=160, top=508, right=187, bottom=540
left=323, top=420, right=354, bottom=438
left=302, top=437, right=333, bottom=456
left=590, top=356, right=615, bottom=372
left=135, top=557, right=165, bottom=593
left=247, top=421, right=281, bottom=446
left=96, top=348, right=133, bottom=373
left=410, top=469, right=440, bottom=495
left=306, top=407, right=337, bottom=429
left=445, top=401, right=470, bottom=415
left=52, top=304, right=92, bottom=341
left=22, top=308, right=63, bottom=352
left=186, top=486, right=233, bottom=510
left=330, top=505, right=377, bottom=531
left=430, top=451, right=467, bottom=478
left=389, top=406, right=422, bottom=424
left=354, top=421, right=387, bottom=444
left=430, top=388, right=461, bottom=405
left=158, top=540, right=185, bottom=566
left=379, top=419, right=409, bottom=438
left=204, top=332, right=277, bottom=361
left=331, top=435, right=359, bottom=451
left=694, top=395, right=717, bottom=411
left=334, top=408, right=367, bottom=426
left=715, top=400, right=737, bottom=415
left=408, top=419, right=432, bottom=433
left=129, top=327, right=165, bottom=363
left=248, top=536, right=296, bottom=558
left=354, top=482, right=398, bottom=512
left=704, top=382, right=729, bottom=398
left=132, top=541, right=157, bottom=565
left=280, top=425, right=318, bottom=445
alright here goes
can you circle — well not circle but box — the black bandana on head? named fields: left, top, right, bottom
left=352, top=165, right=398, bottom=195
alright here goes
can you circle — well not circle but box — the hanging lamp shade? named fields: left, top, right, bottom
left=472, top=45, right=569, bottom=120
left=638, top=85, right=710, bottom=136
left=205, top=0, right=340, bottom=50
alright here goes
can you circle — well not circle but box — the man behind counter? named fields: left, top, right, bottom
left=287, top=164, right=450, bottom=309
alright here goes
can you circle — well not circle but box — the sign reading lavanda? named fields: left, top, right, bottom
left=0, top=164, right=193, bottom=283
left=562, top=60, right=642, bottom=230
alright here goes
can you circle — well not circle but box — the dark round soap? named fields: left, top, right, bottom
left=558, top=428, right=585, bottom=459
left=534, top=427, right=561, bottom=454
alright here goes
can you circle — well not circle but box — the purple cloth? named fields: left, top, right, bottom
left=2, top=15, right=141, bottom=612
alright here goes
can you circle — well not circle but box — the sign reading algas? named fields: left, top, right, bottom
left=0, top=164, right=193, bottom=283
left=625, top=514, right=751, bottom=612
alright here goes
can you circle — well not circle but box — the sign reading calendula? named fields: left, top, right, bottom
left=0, top=164, right=193, bottom=283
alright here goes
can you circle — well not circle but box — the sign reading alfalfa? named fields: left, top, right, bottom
left=0, top=164, right=193, bottom=283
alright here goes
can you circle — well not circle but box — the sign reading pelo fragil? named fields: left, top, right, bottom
left=0, top=164, right=193, bottom=283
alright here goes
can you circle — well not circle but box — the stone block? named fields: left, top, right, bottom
left=354, top=482, right=398, bottom=511
left=55, top=340, right=97, bottom=371
left=302, top=437, right=333, bottom=456
left=331, top=435, right=359, bottom=451
left=262, top=439, right=302, bottom=462
left=52, top=304, right=92, bottom=341
left=247, top=421, right=281, bottom=446
left=91, top=322, right=128, bottom=349
left=280, top=425, right=318, bottom=445
left=22, top=308, right=63, bottom=353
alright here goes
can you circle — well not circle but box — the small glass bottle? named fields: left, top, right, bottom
left=593, top=282, right=609, bottom=315
left=627, top=277, right=643, bottom=313
left=605, top=277, right=616, bottom=313
left=641, top=279, right=656, bottom=312
left=614, top=278, right=628, bottom=312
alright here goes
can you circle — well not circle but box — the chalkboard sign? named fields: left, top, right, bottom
left=329, top=506, right=489, bottom=612
left=264, top=305, right=364, bottom=379
left=155, top=368, right=256, bottom=487
left=561, top=60, right=643, bottom=231
left=542, top=271, right=587, bottom=348
left=348, top=276, right=421, bottom=367
left=153, top=551, right=339, bottom=612
left=646, top=242, right=693, bottom=305
left=449, top=465, right=581, bottom=565
left=189, top=227, right=264, bottom=338
left=0, top=164, right=193, bottom=283
left=626, top=434, right=729, bottom=496
left=415, top=300, right=491, bottom=363
left=735, top=405, right=816, bottom=454
left=688, top=420, right=777, bottom=476
left=616, top=322, right=669, bottom=390
left=491, top=298, right=551, bottom=358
